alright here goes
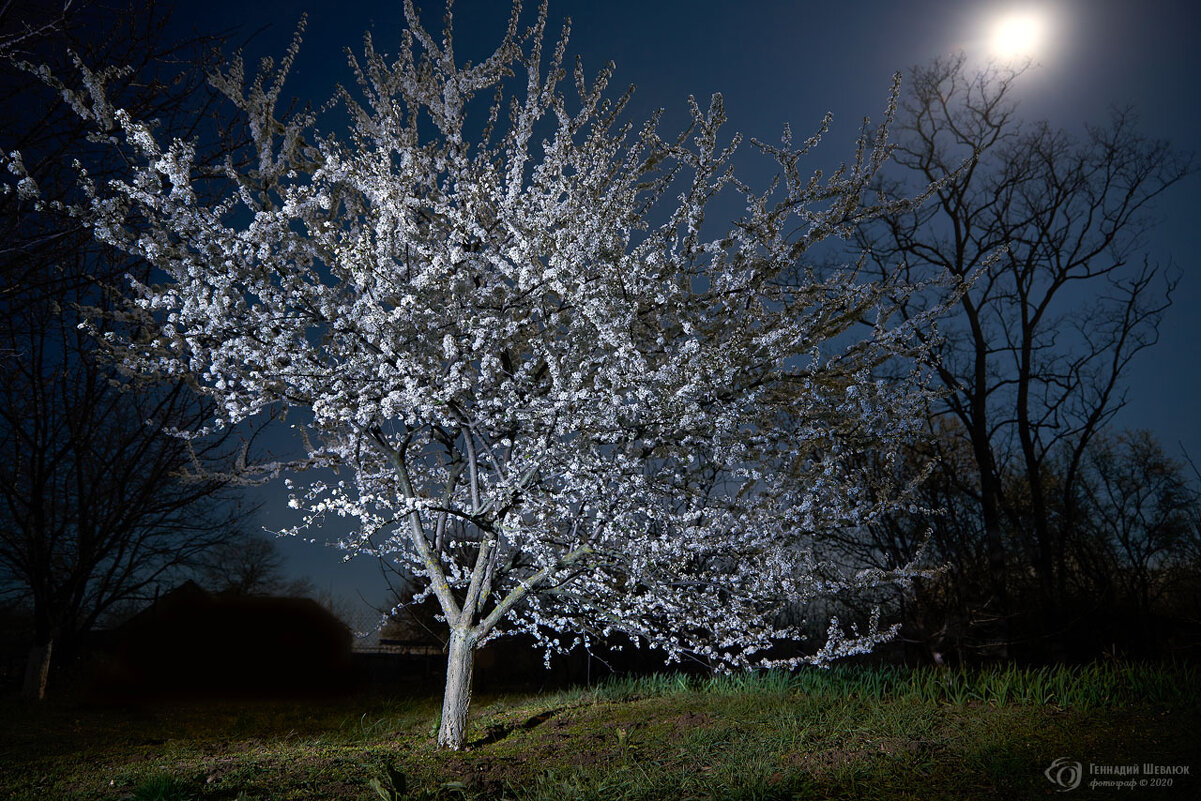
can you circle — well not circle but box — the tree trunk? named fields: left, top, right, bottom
left=437, top=628, right=477, bottom=750
left=22, top=638, right=53, bottom=700
left=973, top=437, right=1011, bottom=658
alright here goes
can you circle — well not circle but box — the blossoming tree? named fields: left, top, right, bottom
left=7, top=1, right=943, bottom=748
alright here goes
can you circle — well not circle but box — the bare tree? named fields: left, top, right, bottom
left=1075, top=430, right=1198, bottom=619
left=0, top=0, right=246, bottom=698
left=0, top=291, right=241, bottom=698
left=858, top=55, right=1193, bottom=658
left=196, top=532, right=314, bottom=598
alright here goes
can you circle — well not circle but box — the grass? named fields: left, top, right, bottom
left=2, top=662, right=1198, bottom=800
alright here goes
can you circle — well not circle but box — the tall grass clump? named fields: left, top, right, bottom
left=578, top=660, right=1198, bottom=710
left=838, top=661, right=1197, bottom=709
left=702, top=669, right=793, bottom=697
left=589, top=672, right=694, bottom=702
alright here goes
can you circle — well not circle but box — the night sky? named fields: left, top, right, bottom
left=156, top=0, right=1201, bottom=623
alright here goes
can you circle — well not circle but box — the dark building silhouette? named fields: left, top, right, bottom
left=98, top=581, right=352, bottom=697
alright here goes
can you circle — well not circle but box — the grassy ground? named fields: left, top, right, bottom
left=2, top=664, right=1198, bottom=800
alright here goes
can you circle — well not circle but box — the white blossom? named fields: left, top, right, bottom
left=8, top=0, right=949, bottom=748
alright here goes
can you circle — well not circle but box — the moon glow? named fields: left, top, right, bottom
left=989, top=8, right=1051, bottom=60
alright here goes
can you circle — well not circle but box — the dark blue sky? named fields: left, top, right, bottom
left=162, top=0, right=1200, bottom=621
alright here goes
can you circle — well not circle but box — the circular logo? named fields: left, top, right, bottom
left=1045, top=758, right=1083, bottom=792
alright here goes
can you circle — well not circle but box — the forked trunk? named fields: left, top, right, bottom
left=437, top=628, right=476, bottom=749
left=22, top=638, right=53, bottom=700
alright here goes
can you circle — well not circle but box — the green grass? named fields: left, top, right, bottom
left=2, top=662, right=1198, bottom=800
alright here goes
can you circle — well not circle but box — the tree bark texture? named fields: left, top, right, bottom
left=437, top=629, right=476, bottom=750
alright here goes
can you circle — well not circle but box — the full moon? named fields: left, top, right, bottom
left=989, top=8, right=1051, bottom=60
